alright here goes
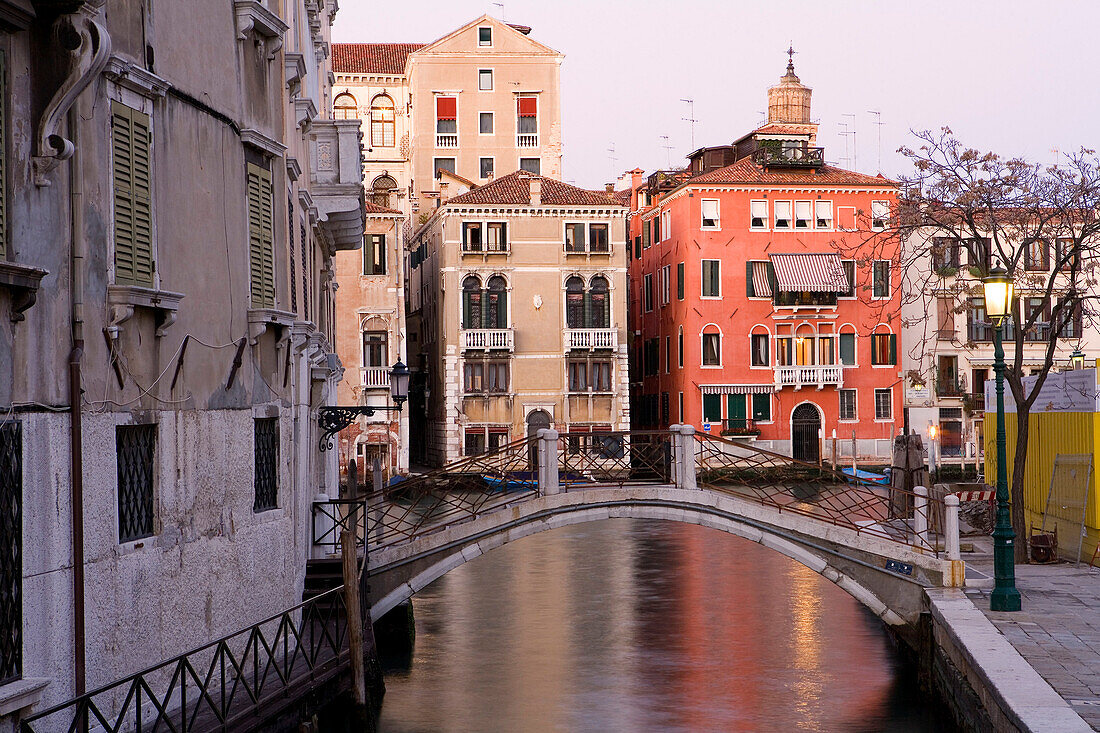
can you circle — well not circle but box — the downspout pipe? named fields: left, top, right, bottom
left=67, top=102, right=86, bottom=698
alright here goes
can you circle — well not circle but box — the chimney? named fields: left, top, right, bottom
left=529, top=177, right=541, bottom=207
left=605, top=183, right=614, bottom=193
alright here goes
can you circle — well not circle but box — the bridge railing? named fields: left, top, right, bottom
left=20, top=586, right=357, bottom=733
left=557, top=429, right=672, bottom=488
left=692, top=432, right=946, bottom=555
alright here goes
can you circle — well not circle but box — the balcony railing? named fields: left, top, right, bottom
left=646, top=168, right=692, bottom=195
left=751, top=145, right=826, bottom=168
left=721, top=418, right=759, bottom=436
left=461, top=328, right=514, bottom=350
left=462, top=241, right=509, bottom=254
left=966, top=392, right=985, bottom=413
left=517, top=134, right=539, bottom=148
left=774, top=365, right=844, bottom=389
left=566, top=328, right=617, bottom=350
left=360, top=366, right=390, bottom=389
left=936, top=378, right=966, bottom=397
left=436, top=133, right=458, bottom=148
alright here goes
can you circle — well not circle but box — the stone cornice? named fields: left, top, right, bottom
left=240, top=128, right=287, bottom=158
left=104, top=55, right=170, bottom=98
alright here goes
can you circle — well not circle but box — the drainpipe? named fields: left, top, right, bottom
left=67, top=103, right=87, bottom=698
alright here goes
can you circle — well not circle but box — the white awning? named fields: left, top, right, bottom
left=770, top=253, right=848, bottom=292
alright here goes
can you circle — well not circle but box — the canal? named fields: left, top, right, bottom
left=376, top=518, right=952, bottom=732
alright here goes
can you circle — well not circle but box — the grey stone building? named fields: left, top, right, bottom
left=0, top=0, right=364, bottom=725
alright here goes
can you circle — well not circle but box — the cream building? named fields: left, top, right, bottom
left=408, top=172, right=629, bottom=465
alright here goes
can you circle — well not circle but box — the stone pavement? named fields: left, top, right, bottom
left=964, top=536, right=1100, bottom=730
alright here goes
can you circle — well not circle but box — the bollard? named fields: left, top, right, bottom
left=914, top=483, right=929, bottom=551
left=945, top=493, right=961, bottom=561
left=678, top=424, right=697, bottom=491
left=537, top=428, right=559, bottom=495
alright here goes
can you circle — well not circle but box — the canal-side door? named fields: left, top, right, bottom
left=526, top=410, right=551, bottom=471
left=791, top=403, right=821, bottom=463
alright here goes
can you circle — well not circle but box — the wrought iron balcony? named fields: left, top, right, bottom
left=516, top=134, right=539, bottom=148
left=436, top=133, right=458, bottom=148
left=936, top=378, right=966, bottom=398
left=360, top=366, right=390, bottom=389
left=566, top=328, right=617, bottom=350
left=774, top=365, right=843, bottom=390
left=646, top=168, right=692, bottom=194
left=751, top=145, right=825, bottom=168
left=461, top=328, right=514, bottom=351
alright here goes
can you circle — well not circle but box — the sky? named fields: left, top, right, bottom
left=331, top=0, right=1100, bottom=190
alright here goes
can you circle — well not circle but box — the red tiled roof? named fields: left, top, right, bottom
left=611, top=189, right=632, bottom=206
left=363, top=201, right=402, bottom=215
left=753, top=123, right=814, bottom=136
left=690, top=157, right=897, bottom=187
left=332, top=43, right=425, bottom=75
left=446, top=171, right=626, bottom=207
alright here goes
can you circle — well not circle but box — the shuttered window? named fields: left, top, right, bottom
left=247, top=163, right=276, bottom=307
left=0, top=52, right=6, bottom=259
left=111, top=101, right=154, bottom=286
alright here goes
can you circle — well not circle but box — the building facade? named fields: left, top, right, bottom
left=0, top=0, right=361, bottom=721
left=407, top=172, right=628, bottom=466
left=627, top=60, right=902, bottom=463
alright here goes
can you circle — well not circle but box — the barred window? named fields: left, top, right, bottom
left=0, top=422, right=22, bottom=684
left=117, top=424, right=156, bottom=542
left=253, top=418, right=278, bottom=512
left=839, top=389, right=857, bottom=421
left=874, top=389, right=893, bottom=420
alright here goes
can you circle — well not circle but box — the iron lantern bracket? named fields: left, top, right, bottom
left=318, top=403, right=404, bottom=452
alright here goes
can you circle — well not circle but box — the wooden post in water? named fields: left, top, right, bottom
left=343, top=459, right=366, bottom=707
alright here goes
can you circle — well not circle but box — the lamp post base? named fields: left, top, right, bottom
left=991, top=586, right=1022, bottom=612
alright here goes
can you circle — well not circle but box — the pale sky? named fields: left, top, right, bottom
left=332, top=0, right=1100, bottom=189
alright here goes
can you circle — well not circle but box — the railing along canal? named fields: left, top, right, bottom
left=21, top=585, right=361, bottom=733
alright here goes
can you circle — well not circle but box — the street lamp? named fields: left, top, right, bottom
left=927, top=422, right=938, bottom=479
left=1070, top=349, right=1086, bottom=370
left=318, top=360, right=410, bottom=451
left=983, top=266, right=1021, bottom=612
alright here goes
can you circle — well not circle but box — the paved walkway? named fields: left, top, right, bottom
left=964, top=536, right=1100, bottom=730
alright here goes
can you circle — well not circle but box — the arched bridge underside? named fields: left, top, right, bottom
left=367, top=485, right=958, bottom=637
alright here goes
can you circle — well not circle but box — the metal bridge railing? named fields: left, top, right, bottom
left=20, top=586, right=357, bottom=733
left=558, top=430, right=671, bottom=489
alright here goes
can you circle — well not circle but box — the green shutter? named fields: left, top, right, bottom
left=676, top=262, right=684, bottom=300
left=702, top=393, right=721, bottom=423
left=111, top=101, right=154, bottom=286
left=248, top=163, right=275, bottom=307
left=889, top=333, right=897, bottom=365
left=840, top=333, right=855, bottom=365
left=752, top=393, right=771, bottom=422
left=727, top=394, right=746, bottom=428
left=745, top=261, right=755, bottom=297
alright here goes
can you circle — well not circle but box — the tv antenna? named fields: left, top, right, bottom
left=842, top=113, right=857, bottom=171
left=867, top=110, right=884, bottom=173
left=659, top=135, right=674, bottom=168
left=681, top=98, right=697, bottom=151
left=838, top=121, right=850, bottom=169
left=606, top=142, right=618, bottom=180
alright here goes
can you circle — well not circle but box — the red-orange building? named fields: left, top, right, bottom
left=626, top=60, right=900, bottom=462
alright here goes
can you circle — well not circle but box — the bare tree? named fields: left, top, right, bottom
left=886, top=128, right=1100, bottom=561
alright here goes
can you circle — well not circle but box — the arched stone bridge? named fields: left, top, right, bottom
left=313, top=427, right=965, bottom=645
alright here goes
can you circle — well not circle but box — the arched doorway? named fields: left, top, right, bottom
left=526, top=410, right=552, bottom=470
left=791, top=403, right=821, bottom=463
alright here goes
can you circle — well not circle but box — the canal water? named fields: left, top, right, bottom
left=376, top=518, right=951, bottom=732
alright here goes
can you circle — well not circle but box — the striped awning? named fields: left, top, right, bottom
left=700, top=384, right=775, bottom=395
left=770, top=253, right=848, bottom=292
left=751, top=261, right=773, bottom=297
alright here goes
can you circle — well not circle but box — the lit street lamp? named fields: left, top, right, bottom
left=983, top=266, right=1021, bottom=612
left=318, top=361, right=410, bottom=451
left=1070, top=348, right=1086, bottom=370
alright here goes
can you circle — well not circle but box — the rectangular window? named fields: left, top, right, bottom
left=937, top=297, right=955, bottom=338
left=678, top=392, right=684, bottom=422
left=0, top=422, right=21, bottom=685
left=479, top=157, right=494, bottom=179
left=932, top=237, right=960, bottom=270
left=775, top=336, right=793, bottom=366
left=364, top=234, right=386, bottom=275
left=661, top=393, right=670, bottom=425
left=433, top=157, right=456, bottom=178
left=643, top=273, right=653, bottom=312
left=464, top=361, right=508, bottom=393
left=565, top=223, right=585, bottom=252
left=479, top=112, right=494, bottom=134
left=701, top=260, right=720, bottom=297
left=568, top=360, right=612, bottom=392
left=815, top=200, right=833, bottom=229
left=750, top=200, right=768, bottom=229
left=751, top=393, right=771, bottom=422
left=435, top=97, right=457, bottom=135
left=871, top=200, right=889, bottom=230
left=112, top=101, right=155, bottom=287
left=519, top=158, right=540, bottom=175
left=818, top=336, right=835, bottom=365
left=660, top=265, right=670, bottom=306
left=678, top=329, right=684, bottom=368
left=702, top=393, right=722, bottom=424
left=465, top=429, right=486, bottom=456
left=966, top=237, right=991, bottom=272
left=774, top=200, right=792, bottom=229
left=253, top=418, right=278, bottom=512
left=117, top=424, right=156, bottom=543
left=872, top=260, right=891, bottom=298
left=1025, top=239, right=1048, bottom=271
left=642, top=221, right=651, bottom=249
left=478, top=69, right=493, bottom=90
left=1055, top=238, right=1080, bottom=271
left=702, top=333, right=720, bottom=366
left=661, top=209, right=671, bottom=239
left=362, top=331, right=387, bottom=367
left=634, top=235, right=641, bottom=259
left=487, top=362, right=509, bottom=392
left=652, top=216, right=660, bottom=243
left=874, top=388, right=893, bottom=420
left=870, top=333, right=897, bottom=365
left=701, top=199, right=720, bottom=229
left=840, top=260, right=856, bottom=298
left=478, top=26, right=492, bottom=46
left=750, top=334, right=769, bottom=366
left=839, top=332, right=856, bottom=365
left=664, top=336, right=671, bottom=373
left=464, top=362, right=484, bottom=392
left=839, top=390, right=857, bottom=420
left=794, top=201, right=812, bottom=229
left=589, top=223, right=609, bottom=252
left=463, top=222, right=483, bottom=252
left=486, top=222, right=507, bottom=251
left=676, top=262, right=685, bottom=300
left=247, top=162, right=275, bottom=307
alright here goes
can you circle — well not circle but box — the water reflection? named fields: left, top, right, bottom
left=378, top=518, right=945, bottom=732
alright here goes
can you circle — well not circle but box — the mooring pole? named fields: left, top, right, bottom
left=342, top=508, right=366, bottom=706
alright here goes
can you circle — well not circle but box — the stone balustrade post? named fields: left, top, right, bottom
left=944, top=493, right=961, bottom=561
left=538, top=428, right=559, bottom=495
left=677, top=424, right=697, bottom=491
left=668, top=424, right=682, bottom=487
left=914, top=483, right=929, bottom=551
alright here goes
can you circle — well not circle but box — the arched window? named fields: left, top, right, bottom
left=370, top=94, right=395, bottom=147
left=334, top=93, right=358, bottom=120
left=701, top=325, right=722, bottom=366
left=486, top=276, right=508, bottom=329
left=565, top=276, right=585, bottom=329
left=462, top=275, right=482, bottom=329
left=794, top=325, right=816, bottom=366
left=588, top=276, right=610, bottom=328
left=371, top=175, right=397, bottom=209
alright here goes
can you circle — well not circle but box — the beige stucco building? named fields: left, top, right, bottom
left=407, top=172, right=628, bottom=465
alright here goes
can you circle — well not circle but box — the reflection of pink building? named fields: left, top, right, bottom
left=627, top=60, right=900, bottom=462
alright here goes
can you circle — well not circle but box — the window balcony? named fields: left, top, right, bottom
left=360, top=366, right=390, bottom=389
left=461, top=328, right=514, bottom=351
left=436, top=133, right=458, bottom=148
left=517, top=133, right=539, bottom=148
left=566, top=328, right=617, bottom=350
left=751, top=145, right=825, bottom=169
left=936, top=378, right=966, bottom=397
left=774, top=365, right=844, bottom=390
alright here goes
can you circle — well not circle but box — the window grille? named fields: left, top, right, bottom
left=117, top=424, right=156, bottom=542
left=254, top=418, right=278, bottom=512
left=0, top=422, right=21, bottom=684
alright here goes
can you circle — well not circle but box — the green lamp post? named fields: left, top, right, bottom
left=983, top=266, right=1021, bottom=612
